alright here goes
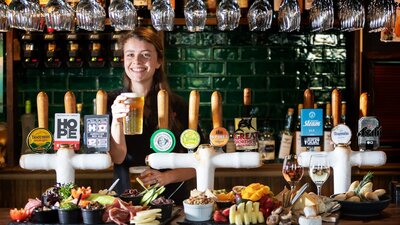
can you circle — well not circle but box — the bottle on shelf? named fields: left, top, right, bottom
left=323, top=102, right=334, bottom=152
left=258, top=120, right=276, bottom=163
left=225, top=123, right=236, bottom=153
left=234, top=88, right=258, bottom=152
left=237, top=0, right=249, bottom=17
left=278, top=107, right=294, bottom=160
left=312, top=103, right=321, bottom=151
left=21, top=100, right=36, bottom=155
left=134, top=0, right=151, bottom=25
left=341, top=101, right=346, bottom=124
left=294, top=103, right=306, bottom=155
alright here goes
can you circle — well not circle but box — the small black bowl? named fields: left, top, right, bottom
left=216, top=200, right=233, bottom=210
left=333, top=194, right=391, bottom=217
left=119, top=194, right=143, bottom=205
left=58, top=208, right=82, bottom=224
left=149, top=202, right=174, bottom=221
left=82, top=208, right=105, bottom=224
left=32, top=208, right=59, bottom=223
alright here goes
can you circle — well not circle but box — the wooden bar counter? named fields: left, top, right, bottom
left=0, top=205, right=399, bottom=225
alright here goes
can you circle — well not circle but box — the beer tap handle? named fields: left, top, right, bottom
left=303, top=88, right=314, bottom=109
left=331, top=89, right=341, bottom=127
left=189, top=90, right=200, bottom=130
left=360, top=92, right=369, bottom=117
left=64, top=91, right=76, bottom=113
left=211, top=91, right=223, bottom=129
left=37, top=92, right=48, bottom=129
left=96, top=89, right=108, bottom=115
left=243, top=88, right=251, bottom=106
left=158, top=89, right=169, bottom=129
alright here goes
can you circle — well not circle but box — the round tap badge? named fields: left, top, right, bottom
left=180, top=129, right=201, bottom=150
left=27, top=128, right=53, bottom=153
left=150, top=129, right=176, bottom=153
left=209, top=127, right=229, bottom=147
left=331, top=124, right=352, bottom=145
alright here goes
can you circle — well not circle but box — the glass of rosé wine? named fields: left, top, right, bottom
left=282, top=154, right=304, bottom=192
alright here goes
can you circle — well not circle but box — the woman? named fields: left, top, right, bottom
left=108, top=27, right=198, bottom=203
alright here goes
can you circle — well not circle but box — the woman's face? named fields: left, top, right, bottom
left=123, top=38, right=161, bottom=84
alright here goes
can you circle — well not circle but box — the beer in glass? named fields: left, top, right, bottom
left=122, top=93, right=144, bottom=135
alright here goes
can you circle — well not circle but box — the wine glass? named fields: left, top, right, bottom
left=216, top=0, right=240, bottom=31
left=0, top=0, right=9, bottom=32
left=309, top=154, right=330, bottom=195
left=151, top=0, right=175, bottom=31
left=184, top=0, right=207, bottom=32
left=76, top=0, right=106, bottom=31
left=278, top=0, right=301, bottom=32
left=282, top=154, right=304, bottom=192
left=109, top=0, right=137, bottom=31
left=44, top=0, right=75, bottom=31
left=247, top=0, right=273, bottom=31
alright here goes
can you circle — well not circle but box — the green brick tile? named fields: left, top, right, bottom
left=213, top=48, right=239, bottom=60
left=225, top=90, right=243, bottom=104
left=98, top=77, right=123, bottom=90
left=325, top=48, right=346, bottom=60
left=167, top=61, right=196, bottom=75
left=312, top=61, right=338, bottom=75
left=53, top=69, right=67, bottom=76
left=26, top=68, right=43, bottom=77
left=110, top=67, right=124, bottom=76
left=213, top=76, right=240, bottom=90
left=199, top=90, right=213, bottom=104
left=287, top=34, right=309, bottom=46
left=174, top=90, right=190, bottom=102
left=186, top=77, right=211, bottom=89
left=310, top=34, right=338, bottom=46
left=39, top=76, right=67, bottom=90
left=282, top=90, right=303, bottom=105
left=223, top=104, right=240, bottom=119
left=226, top=31, right=253, bottom=46
left=283, top=61, right=310, bottom=75
left=82, top=91, right=98, bottom=107
left=241, top=47, right=271, bottom=60
left=252, top=104, right=269, bottom=118
left=254, top=61, right=281, bottom=75
left=254, top=90, right=282, bottom=104
left=67, top=68, right=84, bottom=76
left=19, top=76, right=38, bottom=91
left=49, top=105, right=65, bottom=117
left=42, top=68, right=56, bottom=76
left=241, top=76, right=267, bottom=89
left=199, top=62, right=225, bottom=75
left=69, top=76, right=98, bottom=90
left=339, top=62, right=346, bottom=74
left=268, top=75, right=297, bottom=90
left=270, top=47, right=297, bottom=60
left=185, top=48, right=212, bottom=60
left=53, top=91, right=67, bottom=105
left=166, top=32, right=197, bottom=45
left=165, top=47, right=182, bottom=60
left=168, top=76, right=184, bottom=90
left=199, top=32, right=228, bottom=46
left=22, top=91, right=40, bottom=106
left=309, top=76, right=324, bottom=89
left=84, top=67, right=110, bottom=76
left=226, top=62, right=253, bottom=75
left=199, top=105, right=211, bottom=120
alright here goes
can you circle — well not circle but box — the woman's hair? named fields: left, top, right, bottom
left=119, top=27, right=171, bottom=94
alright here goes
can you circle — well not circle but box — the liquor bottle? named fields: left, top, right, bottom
left=259, top=120, right=276, bottom=163
left=278, top=108, right=294, bottom=160
left=323, top=102, right=334, bottom=151
left=341, top=101, right=346, bottom=124
left=234, top=88, right=258, bottom=152
left=225, top=123, right=236, bottom=153
left=295, top=103, right=306, bottom=155
left=21, top=100, right=36, bottom=154
left=135, top=0, right=151, bottom=25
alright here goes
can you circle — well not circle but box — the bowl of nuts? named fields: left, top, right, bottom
left=183, top=193, right=215, bottom=221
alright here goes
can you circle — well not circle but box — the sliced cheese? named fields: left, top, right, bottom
left=298, top=216, right=322, bottom=225
left=292, top=192, right=317, bottom=211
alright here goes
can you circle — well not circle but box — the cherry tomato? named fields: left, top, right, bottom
left=10, top=208, right=30, bottom=222
left=71, top=186, right=92, bottom=200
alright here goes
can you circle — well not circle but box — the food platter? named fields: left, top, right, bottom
left=333, top=194, right=391, bottom=218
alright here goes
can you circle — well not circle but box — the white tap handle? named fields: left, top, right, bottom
left=350, top=151, right=386, bottom=167
left=213, top=152, right=261, bottom=168
left=148, top=153, right=198, bottom=169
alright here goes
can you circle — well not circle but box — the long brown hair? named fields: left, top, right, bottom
left=119, top=27, right=183, bottom=132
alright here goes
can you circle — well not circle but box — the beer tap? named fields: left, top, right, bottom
left=357, top=92, right=381, bottom=151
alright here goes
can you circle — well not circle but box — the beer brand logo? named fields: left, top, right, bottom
left=151, top=129, right=176, bottom=153
left=180, top=129, right=201, bottom=150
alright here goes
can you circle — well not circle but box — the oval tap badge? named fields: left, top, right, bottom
left=209, top=127, right=229, bottom=147
left=27, top=128, right=53, bottom=153
left=180, top=129, right=201, bottom=150
left=150, top=129, right=176, bottom=153
left=331, top=124, right=352, bottom=145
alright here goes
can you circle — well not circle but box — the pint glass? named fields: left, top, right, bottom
left=122, top=93, right=144, bottom=135
left=129, top=166, right=149, bottom=190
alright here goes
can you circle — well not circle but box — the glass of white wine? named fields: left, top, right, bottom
left=282, top=154, right=304, bottom=192
left=309, top=154, right=330, bottom=195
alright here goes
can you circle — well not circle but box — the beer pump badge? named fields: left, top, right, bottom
left=300, top=109, right=323, bottom=147
left=151, top=129, right=176, bottom=153
left=27, top=128, right=53, bottom=153
left=54, top=113, right=81, bottom=150
left=180, top=129, right=201, bottom=150
left=210, top=127, right=229, bottom=147
left=331, top=124, right=352, bottom=145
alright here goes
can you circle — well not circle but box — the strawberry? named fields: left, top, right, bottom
left=213, top=210, right=228, bottom=223
left=222, top=207, right=230, bottom=217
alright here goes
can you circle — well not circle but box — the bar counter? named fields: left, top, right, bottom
left=0, top=205, right=399, bottom=225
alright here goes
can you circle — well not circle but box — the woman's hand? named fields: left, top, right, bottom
left=111, top=95, right=129, bottom=123
left=140, top=169, right=170, bottom=187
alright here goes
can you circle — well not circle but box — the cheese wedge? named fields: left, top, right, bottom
left=292, top=192, right=318, bottom=211
left=298, top=216, right=322, bottom=225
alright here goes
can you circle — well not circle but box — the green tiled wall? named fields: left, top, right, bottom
left=17, top=26, right=347, bottom=135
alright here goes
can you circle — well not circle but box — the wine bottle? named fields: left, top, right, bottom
left=278, top=108, right=294, bottom=160
left=21, top=100, right=36, bottom=154
left=225, top=123, right=236, bottom=153
left=295, top=103, right=306, bottom=155
left=323, top=102, right=334, bottom=152
left=259, top=120, right=276, bottom=163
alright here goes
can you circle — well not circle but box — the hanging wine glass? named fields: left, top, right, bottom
left=338, top=0, right=365, bottom=31
left=76, top=0, right=106, bottom=31
left=216, top=0, right=240, bottom=31
left=44, top=0, right=75, bottom=31
left=368, top=0, right=394, bottom=32
left=8, top=0, right=24, bottom=30
left=310, top=0, right=334, bottom=32
left=247, top=0, right=273, bottom=31
left=25, top=0, right=45, bottom=31
left=278, top=0, right=300, bottom=32
left=0, top=0, right=9, bottom=32
left=184, top=0, right=207, bottom=32
left=109, top=0, right=137, bottom=31
left=151, top=0, right=175, bottom=31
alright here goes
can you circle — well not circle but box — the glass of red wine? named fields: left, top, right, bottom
left=282, top=154, right=304, bottom=192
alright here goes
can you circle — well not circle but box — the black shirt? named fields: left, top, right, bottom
left=107, top=88, right=197, bottom=204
